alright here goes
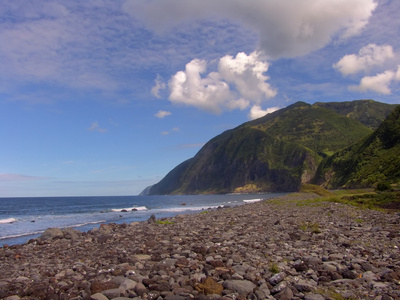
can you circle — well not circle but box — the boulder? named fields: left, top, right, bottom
left=294, top=279, right=317, bottom=292
left=101, top=288, right=121, bottom=299
left=40, top=228, right=64, bottom=241
left=274, top=286, right=293, bottom=300
left=134, top=282, right=148, bottom=296
left=147, top=214, right=156, bottom=224
left=62, top=228, right=81, bottom=240
left=269, top=272, right=286, bottom=285
left=195, top=277, right=223, bottom=295
left=223, top=280, right=256, bottom=296
left=90, top=293, right=108, bottom=300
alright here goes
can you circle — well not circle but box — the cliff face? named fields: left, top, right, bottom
left=145, top=100, right=397, bottom=195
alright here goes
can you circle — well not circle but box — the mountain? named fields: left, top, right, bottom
left=313, top=99, right=395, bottom=130
left=314, top=104, right=400, bottom=189
left=144, top=100, right=397, bottom=195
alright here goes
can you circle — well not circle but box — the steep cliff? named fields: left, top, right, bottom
left=145, top=100, right=396, bottom=195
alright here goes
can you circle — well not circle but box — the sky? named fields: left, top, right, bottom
left=1, top=0, right=400, bottom=197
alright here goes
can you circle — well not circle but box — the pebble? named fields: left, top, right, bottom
left=0, top=193, right=399, bottom=300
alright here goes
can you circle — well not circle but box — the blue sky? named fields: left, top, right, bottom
left=1, top=0, right=400, bottom=197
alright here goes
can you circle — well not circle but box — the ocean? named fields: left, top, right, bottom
left=0, top=193, right=285, bottom=246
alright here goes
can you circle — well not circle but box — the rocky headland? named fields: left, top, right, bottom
left=0, top=193, right=399, bottom=300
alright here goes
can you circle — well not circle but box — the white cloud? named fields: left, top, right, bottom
left=218, top=51, right=277, bottom=103
left=396, top=65, right=400, bottom=80
left=155, top=110, right=172, bottom=118
left=168, top=52, right=276, bottom=114
left=0, top=1, right=127, bottom=93
left=124, top=0, right=377, bottom=58
left=168, top=59, right=233, bottom=114
left=88, top=122, right=107, bottom=133
left=334, top=44, right=394, bottom=75
left=350, top=69, right=398, bottom=95
left=151, top=74, right=166, bottom=98
left=0, top=0, right=378, bottom=103
left=249, top=105, right=280, bottom=120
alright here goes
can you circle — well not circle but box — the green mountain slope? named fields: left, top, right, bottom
left=248, top=101, right=373, bottom=157
left=314, top=105, right=400, bottom=189
left=314, top=99, right=397, bottom=130
left=145, top=100, right=396, bottom=195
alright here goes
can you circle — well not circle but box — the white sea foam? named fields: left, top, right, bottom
left=0, top=218, right=17, bottom=224
left=160, top=205, right=221, bottom=213
left=70, top=220, right=107, bottom=228
left=243, top=198, right=263, bottom=203
left=111, top=206, right=147, bottom=212
left=0, top=230, right=44, bottom=240
left=0, top=220, right=106, bottom=241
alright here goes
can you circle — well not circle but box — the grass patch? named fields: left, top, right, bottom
left=299, top=222, right=321, bottom=234
left=331, top=188, right=373, bottom=197
left=155, top=220, right=174, bottom=225
left=300, top=184, right=334, bottom=197
left=268, top=262, right=280, bottom=274
left=327, top=191, right=400, bottom=212
left=315, top=287, right=359, bottom=300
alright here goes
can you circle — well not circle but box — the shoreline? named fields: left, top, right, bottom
left=0, top=193, right=399, bottom=299
left=0, top=193, right=279, bottom=247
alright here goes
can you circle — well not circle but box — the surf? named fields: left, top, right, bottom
left=0, top=218, right=17, bottom=224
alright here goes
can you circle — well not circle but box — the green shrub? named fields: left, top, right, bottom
left=269, top=262, right=279, bottom=274
left=376, top=181, right=391, bottom=192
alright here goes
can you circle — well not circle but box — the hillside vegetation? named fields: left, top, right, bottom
left=314, top=105, right=400, bottom=189
left=144, top=100, right=398, bottom=195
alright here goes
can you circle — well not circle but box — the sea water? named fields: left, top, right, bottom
left=0, top=193, right=285, bottom=246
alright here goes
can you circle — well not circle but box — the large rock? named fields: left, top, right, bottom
left=40, top=228, right=64, bottom=241
left=223, top=280, right=256, bottom=296
left=274, top=286, right=294, bottom=300
left=62, top=228, right=81, bottom=240
left=195, top=277, right=223, bottom=295
left=269, top=272, right=286, bottom=285
left=90, top=293, right=108, bottom=300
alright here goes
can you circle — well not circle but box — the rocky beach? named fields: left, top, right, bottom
left=0, top=193, right=399, bottom=300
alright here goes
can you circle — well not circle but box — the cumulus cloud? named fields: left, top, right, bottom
left=155, top=110, right=172, bottom=118
left=168, top=59, right=233, bottom=114
left=219, top=52, right=277, bottom=103
left=249, top=105, right=280, bottom=120
left=151, top=74, right=166, bottom=98
left=350, top=67, right=400, bottom=95
left=334, top=44, right=394, bottom=75
left=168, top=52, right=276, bottom=114
left=123, top=0, right=377, bottom=58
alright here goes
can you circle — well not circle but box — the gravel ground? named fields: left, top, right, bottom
left=0, top=193, right=399, bottom=300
